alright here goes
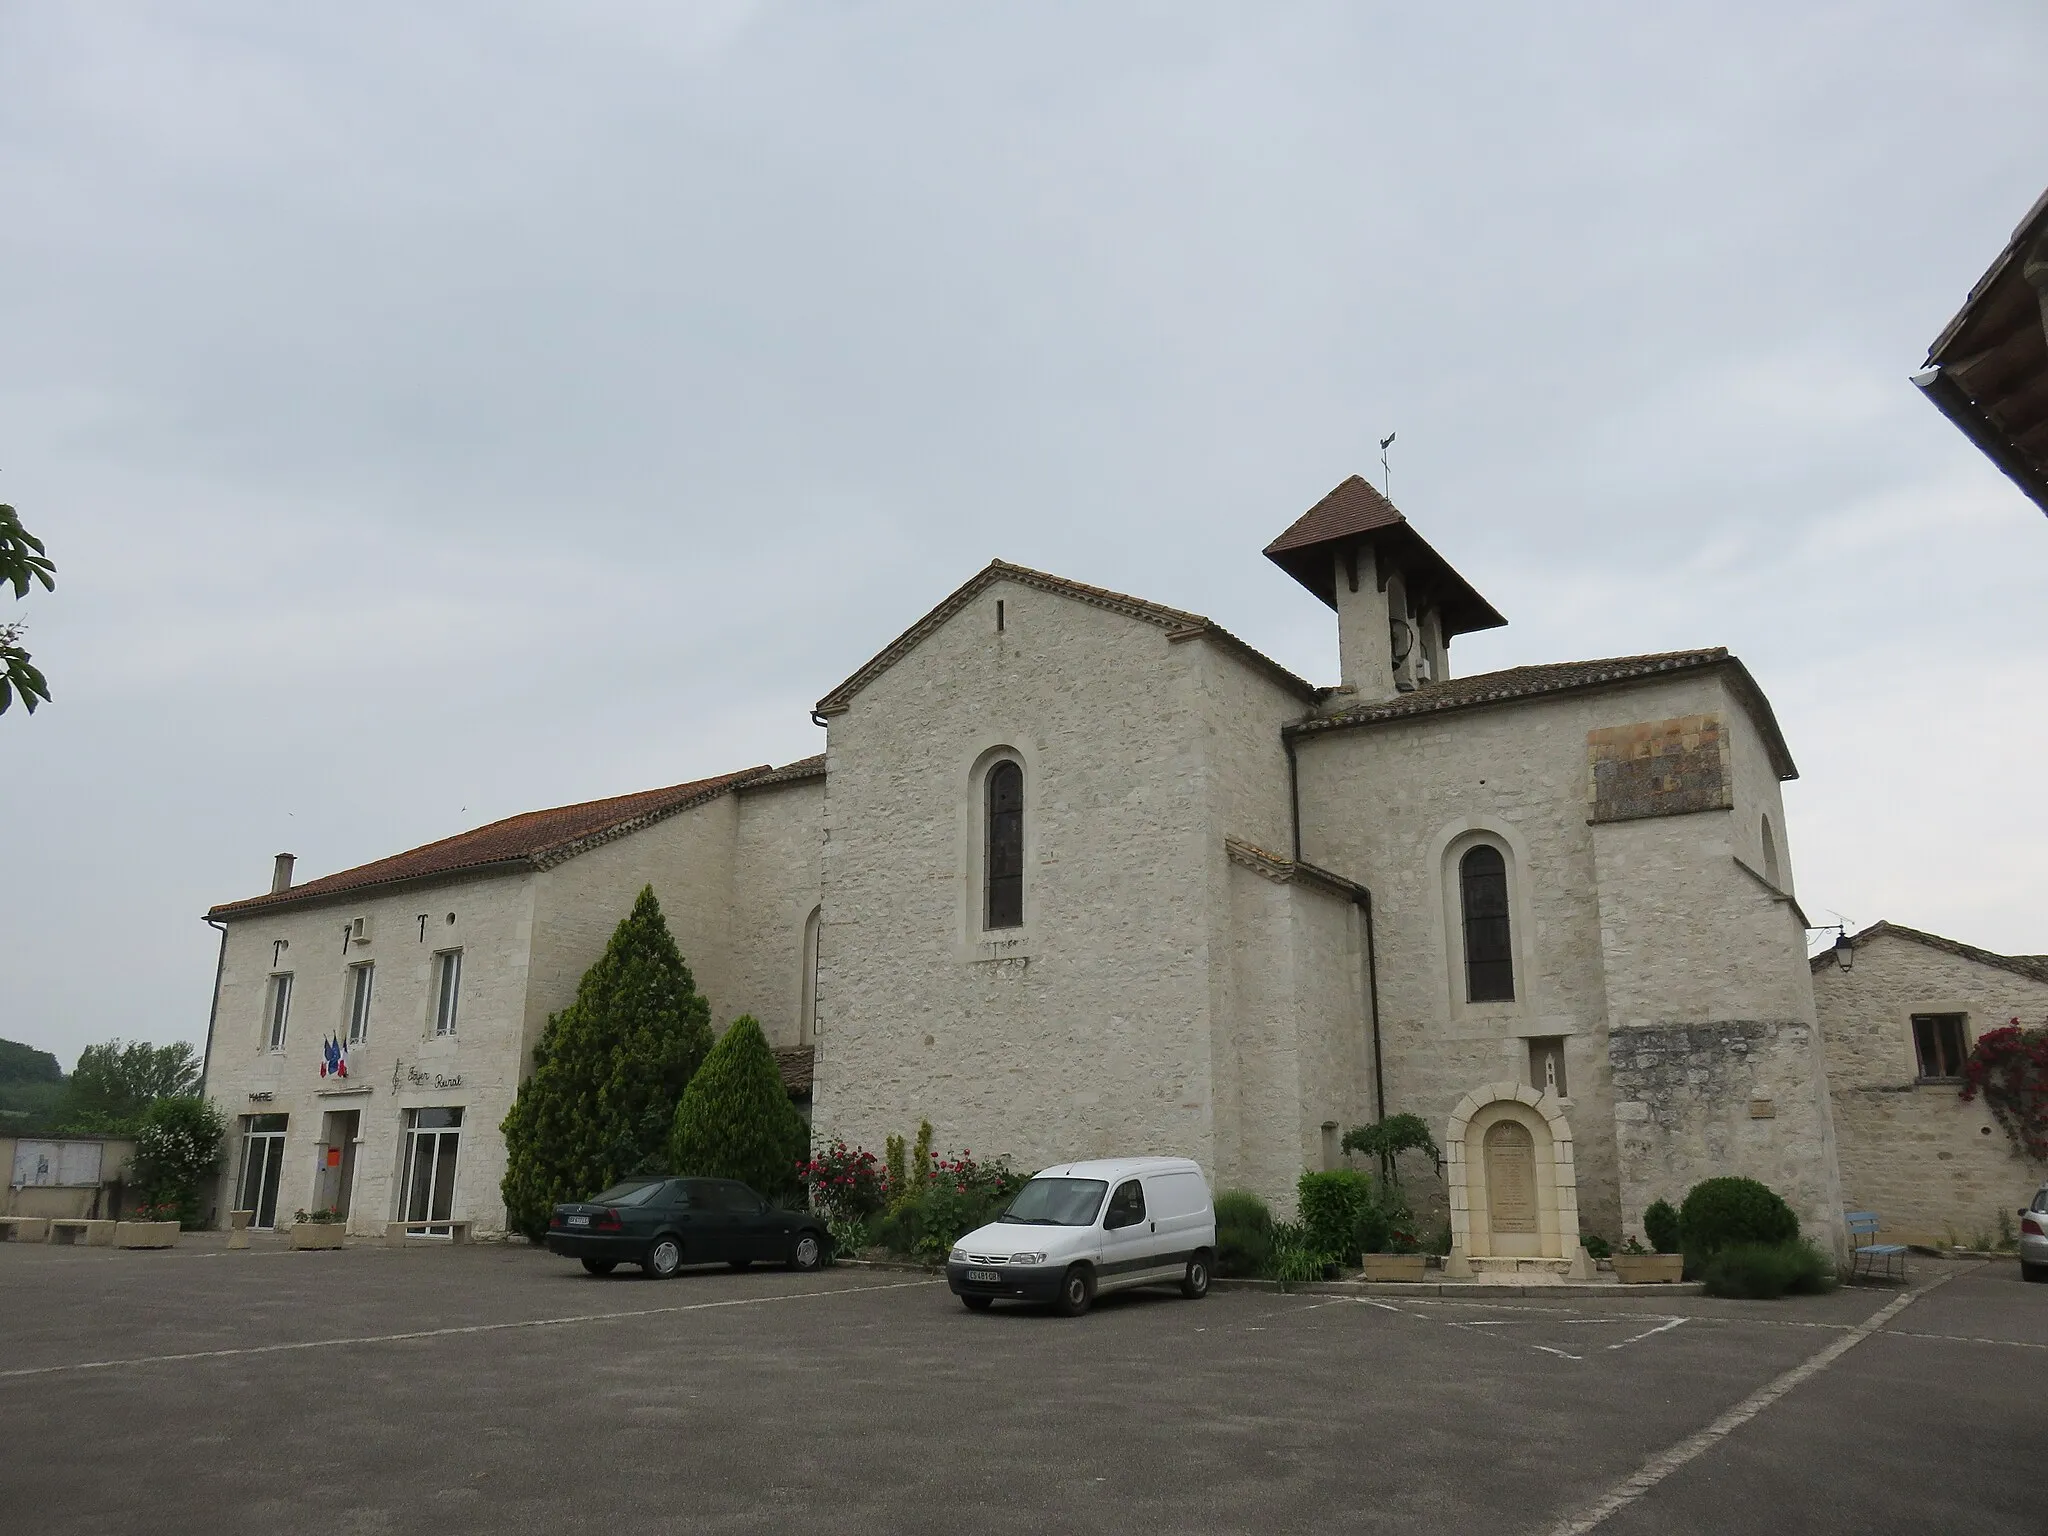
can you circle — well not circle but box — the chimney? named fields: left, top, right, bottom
left=272, top=853, right=296, bottom=894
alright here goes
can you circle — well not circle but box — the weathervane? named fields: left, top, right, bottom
left=1379, top=432, right=1396, bottom=499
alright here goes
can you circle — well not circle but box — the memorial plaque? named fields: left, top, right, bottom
left=1485, top=1120, right=1539, bottom=1235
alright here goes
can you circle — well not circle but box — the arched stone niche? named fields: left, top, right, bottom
left=1444, top=1083, right=1588, bottom=1278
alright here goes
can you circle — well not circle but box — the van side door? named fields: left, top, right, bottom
left=1141, top=1171, right=1211, bottom=1278
left=1098, top=1178, right=1153, bottom=1291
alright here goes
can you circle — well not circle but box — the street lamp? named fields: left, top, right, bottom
left=1833, top=932, right=1855, bottom=972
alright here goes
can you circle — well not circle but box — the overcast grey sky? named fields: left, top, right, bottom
left=4, top=3, right=2045, bottom=1070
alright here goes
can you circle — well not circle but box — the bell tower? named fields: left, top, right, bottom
left=1263, top=476, right=1505, bottom=705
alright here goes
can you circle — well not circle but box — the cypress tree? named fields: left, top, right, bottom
left=500, top=885, right=712, bottom=1239
left=669, top=1015, right=809, bottom=1203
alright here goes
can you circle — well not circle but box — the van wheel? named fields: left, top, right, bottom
left=1181, top=1251, right=1211, bottom=1299
left=1054, top=1264, right=1094, bottom=1317
left=961, top=1294, right=994, bottom=1311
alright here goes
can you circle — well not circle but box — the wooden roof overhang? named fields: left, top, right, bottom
left=1916, top=186, right=2048, bottom=519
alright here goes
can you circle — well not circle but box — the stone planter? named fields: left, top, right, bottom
left=290, top=1222, right=347, bottom=1250
left=112, top=1220, right=179, bottom=1249
left=1612, top=1253, right=1684, bottom=1284
left=1361, top=1254, right=1428, bottom=1282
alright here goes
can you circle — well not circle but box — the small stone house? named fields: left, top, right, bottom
left=199, top=762, right=825, bottom=1236
left=1813, top=922, right=2048, bottom=1247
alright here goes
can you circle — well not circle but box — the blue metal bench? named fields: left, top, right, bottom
left=1845, top=1211, right=1907, bottom=1283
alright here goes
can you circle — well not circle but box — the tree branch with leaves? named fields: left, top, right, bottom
left=0, top=503, right=56, bottom=716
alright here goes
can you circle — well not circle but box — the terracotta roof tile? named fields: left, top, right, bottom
left=1261, top=476, right=1506, bottom=636
left=1287, top=646, right=1799, bottom=780
left=1263, top=475, right=1406, bottom=554
left=740, top=754, right=827, bottom=790
left=208, top=765, right=775, bottom=918
left=1818, top=921, right=2048, bottom=986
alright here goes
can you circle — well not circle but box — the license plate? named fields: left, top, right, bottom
left=966, top=1268, right=999, bottom=1283
left=566, top=1215, right=590, bottom=1227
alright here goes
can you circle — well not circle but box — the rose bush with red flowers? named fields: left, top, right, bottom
left=1960, top=1018, right=2048, bottom=1161
left=799, top=1139, right=890, bottom=1220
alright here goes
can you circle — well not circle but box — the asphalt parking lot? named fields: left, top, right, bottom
left=0, top=1240, right=2038, bottom=1535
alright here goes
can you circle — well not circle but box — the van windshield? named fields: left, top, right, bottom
left=999, top=1178, right=1109, bottom=1226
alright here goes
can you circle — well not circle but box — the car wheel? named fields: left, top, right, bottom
left=580, top=1258, right=617, bottom=1277
left=1054, top=1264, right=1094, bottom=1317
left=646, top=1236, right=683, bottom=1279
left=2023, top=1261, right=2047, bottom=1284
left=961, top=1294, right=994, bottom=1312
left=789, top=1233, right=823, bottom=1273
left=728, top=1258, right=753, bottom=1271
left=1181, top=1250, right=1212, bottom=1300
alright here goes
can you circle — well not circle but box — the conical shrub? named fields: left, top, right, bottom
left=669, top=1015, right=809, bottom=1203
left=500, top=886, right=712, bottom=1239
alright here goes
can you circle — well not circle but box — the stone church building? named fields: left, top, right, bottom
left=200, top=477, right=1842, bottom=1268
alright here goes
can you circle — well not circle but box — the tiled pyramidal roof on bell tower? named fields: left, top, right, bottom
left=1263, top=475, right=1506, bottom=638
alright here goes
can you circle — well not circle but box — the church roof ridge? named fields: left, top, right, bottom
left=206, top=763, right=782, bottom=919
left=812, top=558, right=1315, bottom=718
left=1817, top=921, right=2048, bottom=986
left=1287, top=646, right=1799, bottom=780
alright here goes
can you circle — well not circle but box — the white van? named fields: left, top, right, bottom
left=945, top=1156, right=1216, bottom=1316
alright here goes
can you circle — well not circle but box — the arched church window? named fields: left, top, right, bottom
left=1760, top=814, right=1780, bottom=887
left=799, top=906, right=821, bottom=1039
left=985, top=760, right=1023, bottom=929
left=1459, top=844, right=1514, bottom=1002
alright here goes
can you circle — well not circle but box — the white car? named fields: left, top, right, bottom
left=946, top=1156, right=1216, bottom=1316
left=2022, top=1182, right=2048, bottom=1283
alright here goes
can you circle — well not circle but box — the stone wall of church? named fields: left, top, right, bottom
left=1589, top=801, right=1841, bottom=1246
left=729, top=776, right=825, bottom=1048
left=1221, top=855, right=1371, bottom=1209
left=204, top=868, right=538, bottom=1237
left=1292, top=667, right=1818, bottom=1248
left=1607, top=1019, right=1837, bottom=1250
left=1814, top=934, right=2048, bottom=1245
left=526, top=790, right=743, bottom=1055
left=812, top=577, right=1227, bottom=1177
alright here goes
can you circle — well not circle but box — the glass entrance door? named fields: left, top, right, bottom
left=236, top=1114, right=289, bottom=1229
left=399, top=1107, right=463, bottom=1235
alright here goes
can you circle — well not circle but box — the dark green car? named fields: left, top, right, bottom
left=544, top=1177, right=829, bottom=1278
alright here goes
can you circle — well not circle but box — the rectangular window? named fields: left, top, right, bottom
left=1911, top=1013, right=1967, bottom=1081
left=266, top=974, right=294, bottom=1052
left=1528, top=1037, right=1568, bottom=1097
left=433, top=950, right=462, bottom=1036
left=347, top=963, right=375, bottom=1046
left=400, top=1106, right=463, bottom=1235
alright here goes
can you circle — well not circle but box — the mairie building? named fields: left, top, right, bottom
left=200, top=477, right=1844, bottom=1271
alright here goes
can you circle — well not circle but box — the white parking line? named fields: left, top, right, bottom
left=0, top=1279, right=935, bottom=1383
left=1536, top=1271, right=1957, bottom=1536
left=1608, top=1317, right=1687, bottom=1351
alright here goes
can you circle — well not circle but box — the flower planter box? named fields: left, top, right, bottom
left=1612, top=1253, right=1684, bottom=1284
left=112, top=1221, right=179, bottom=1250
left=291, top=1222, right=347, bottom=1250
left=1361, top=1254, right=1428, bottom=1282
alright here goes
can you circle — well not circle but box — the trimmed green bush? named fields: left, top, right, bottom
left=1581, top=1233, right=1612, bottom=1261
left=1700, top=1240, right=1837, bottom=1299
left=500, top=887, right=714, bottom=1240
left=1643, top=1198, right=1682, bottom=1255
left=1680, top=1177, right=1799, bottom=1271
left=1298, top=1169, right=1376, bottom=1265
left=1214, top=1189, right=1275, bottom=1278
left=669, top=1015, right=810, bottom=1204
